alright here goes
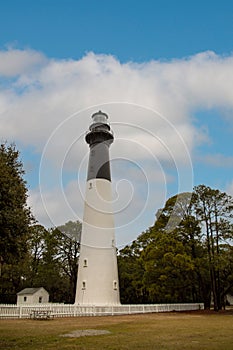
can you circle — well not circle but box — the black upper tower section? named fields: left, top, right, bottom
left=86, top=111, right=114, bottom=182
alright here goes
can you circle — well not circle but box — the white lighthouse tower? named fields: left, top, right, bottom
left=75, top=111, right=120, bottom=305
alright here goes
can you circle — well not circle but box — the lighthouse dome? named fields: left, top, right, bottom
left=91, top=111, right=108, bottom=125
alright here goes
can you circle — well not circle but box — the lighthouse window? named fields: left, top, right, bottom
left=89, top=182, right=92, bottom=190
left=83, top=259, right=88, bottom=267
left=82, top=281, right=86, bottom=290
left=113, top=281, right=117, bottom=290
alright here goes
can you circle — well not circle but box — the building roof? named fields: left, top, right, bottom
left=17, top=287, right=47, bottom=295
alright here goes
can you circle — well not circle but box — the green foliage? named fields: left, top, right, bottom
left=118, top=187, right=233, bottom=309
left=1, top=144, right=232, bottom=308
left=23, top=221, right=81, bottom=303
left=193, top=185, right=233, bottom=310
left=118, top=240, right=146, bottom=303
left=0, top=143, right=32, bottom=262
left=54, top=221, right=81, bottom=302
left=0, top=142, right=81, bottom=303
left=0, top=143, right=33, bottom=303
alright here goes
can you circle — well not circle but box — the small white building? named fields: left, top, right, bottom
left=17, top=287, right=49, bottom=305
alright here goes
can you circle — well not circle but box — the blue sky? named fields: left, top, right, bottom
left=1, top=0, right=232, bottom=60
left=0, top=0, right=233, bottom=247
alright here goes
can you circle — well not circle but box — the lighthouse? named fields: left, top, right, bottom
left=75, top=111, right=120, bottom=305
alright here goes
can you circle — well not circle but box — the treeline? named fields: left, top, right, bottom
left=1, top=143, right=233, bottom=309
left=0, top=221, right=80, bottom=304
left=118, top=188, right=233, bottom=310
left=0, top=143, right=80, bottom=303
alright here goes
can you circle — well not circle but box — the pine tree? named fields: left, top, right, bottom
left=0, top=143, right=33, bottom=302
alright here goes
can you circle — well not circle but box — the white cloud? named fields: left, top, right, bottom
left=0, top=48, right=47, bottom=76
left=1, top=48, right=233, bottom=243
left=197, top=153, right=233, bottom=168
left=1, top=49, right=233, bottom=149
left=28, top=180, right=85, bottom=228
left=226, top=180, right=233, bottom=197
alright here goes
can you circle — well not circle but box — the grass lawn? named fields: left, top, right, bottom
left=0, top=310, right=233, bottom=349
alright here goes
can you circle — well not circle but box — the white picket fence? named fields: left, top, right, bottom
left=0, top=303, right=204, bottom=319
